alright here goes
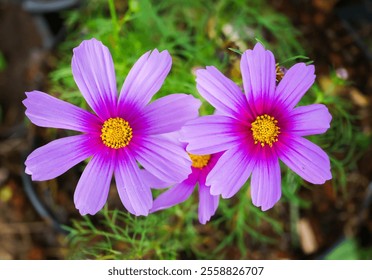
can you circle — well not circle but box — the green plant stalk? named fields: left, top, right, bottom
left=108, top=0, right=120, bottom=44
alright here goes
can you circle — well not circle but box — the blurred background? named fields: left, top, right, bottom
left=0, top=0, right=371, bottom=260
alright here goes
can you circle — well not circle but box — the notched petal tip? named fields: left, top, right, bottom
left=25, top=166, right=32, bottom=175
left=292, top=62, right=316, bottom=77
left=254, top=203, right=275, bottom=212
left=23, top=90, right=42, bottom=107
left=151, top=48, right=172, bottom=63
left=186, top=94, right=203, bottom=110
left=251, top=193, right=280, bottom=212
left=312, top=167, right=332, bottom=185
left=195, top=67, right=208, bottom=78
left=306, top=63, right=315, bottom=74
left=323, top=106, right=333, bottom=131
left=204, top=65, right=216, bottom=72
left=253, top=41, right=265, bottom=51
left=24, top=90, right=35, bottom=98
left=208, top=186, right=219, bottom=196
left=242, top=41, right=271, bottom=57
left=77, top=206, right=98, bottom=216
left=252, top=41, right=276, bottom=58
left=241, top=48, right=253, bottom=58
left=220, top=191, right=234, bottom=199
left=199, top=215, right=212, bottom=225
left=73, top=38, right=103, bottom=52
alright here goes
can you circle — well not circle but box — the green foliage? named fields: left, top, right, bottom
left=303, top=73, right=371, bottom=194
left=64, top=207, right=194, bottom=259
left=325, top=238, right=372, bottom=260
left=0, top=51, right=6, bottom=71
left=44, top=0, right=368, bottom=259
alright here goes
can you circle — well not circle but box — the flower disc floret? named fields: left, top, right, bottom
left=100, top=117, right=133, bottom=149
left=189, top=153, right=211, bottom=169
left=251, top=114, right=280, bottom=147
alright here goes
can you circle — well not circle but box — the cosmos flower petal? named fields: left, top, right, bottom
left=196, top=66, right=252, bottom=120
left=286, top=104, right=332, bottom=136
left=74, top=151, right=114, bottom=215
left=133, top=135, right=192, bottom=183
left=240, top=42, right=276, bottom=114
left=118, top=49, right=172, bottom=110
left=139, top=94, right=201, bottom=135
left=23, top=91, right=101, bottom=133
left=25, top=135, right=94, bottom=181
left=275, top=63, right=315, bottom=110
left=150, top=171, right=198, bottom=213
left=25, top=166, right=32, bottom=175
left=115, top=149, right=153, bottom=216
left=198, top=183, right=219, bottom=224
left=277, top=136, right=332, bottom=184
left=251, top=152, right=281, bottom=211
left=207, top=143, right=257, bottom=198
left=141, top=170, right=170, bottom=189
left=180, top=115, right=245, bottom=155
left=72, top=38, right=117, bottom=120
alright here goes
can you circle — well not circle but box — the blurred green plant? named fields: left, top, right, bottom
left=45, top=0, right=369, bottom=259
left=325, top=238, right=372, bottom=260
left=0, top=51, right=6, bottom=71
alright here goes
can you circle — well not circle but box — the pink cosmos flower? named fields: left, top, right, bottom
left=150, top=144, right=221, bottom=224
left=181, top=43, right=332, bottom=211
left=24, top=38, right=201, bottom=216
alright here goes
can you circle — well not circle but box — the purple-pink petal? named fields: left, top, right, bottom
left=275, top=63, right=315, bottom=110
left=74, top=151, right=115, bottom=215
left=284, top=104, right=332, bottom=136
left=71, top=38, right=117, bottom=120
left=132, top=135, right=191, bottom=183
left=240, top=42, right=276, bottom=115
left=181, top=115, right=246, bottom=155
left=138, top=94, right=201, bottom=135
left=250, top=152, right=281, bottom=211
left=198, top=183, right=219, bottom=224
left=150, top=171, right=198, bottom=213
left=23, top=91, right=101, bottom=133
left=276, top=135, right=332, bottom=184
left=207, top=143, right=257, bottom=198
left=196, top=66, right=252, bottom=120
left=118, top=49, right=171, bottom=111
left=115, top=149, right=153, bottom=216
left=25, top=134, right=95, bottom=181
left=140, top=170, right=170, bottom=189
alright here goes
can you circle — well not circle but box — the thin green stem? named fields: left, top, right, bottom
left=108, top=0, right=119, bottom=44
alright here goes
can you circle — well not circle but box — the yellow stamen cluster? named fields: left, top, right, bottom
left=188, top=153, right=211, bottom=169
left=251, top=114, right=280, bottom=147
left=276, top=64, right=285, bottom=83
left=100, top=117, right=133, bottom=149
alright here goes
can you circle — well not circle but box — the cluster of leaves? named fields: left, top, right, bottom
left=46, top=0, right=367, bottom=259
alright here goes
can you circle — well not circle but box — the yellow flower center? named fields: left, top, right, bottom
left=189, top=153, right=211, bottom=169
left=251, top=114, right=280, bottom=147
left=100, top=117, right=133, bottom=149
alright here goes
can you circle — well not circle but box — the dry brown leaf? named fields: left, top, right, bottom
left=297, top=218, right=319, bottom=254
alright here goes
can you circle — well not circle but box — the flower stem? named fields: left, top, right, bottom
left=108, top=0, right=119, bottom=44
